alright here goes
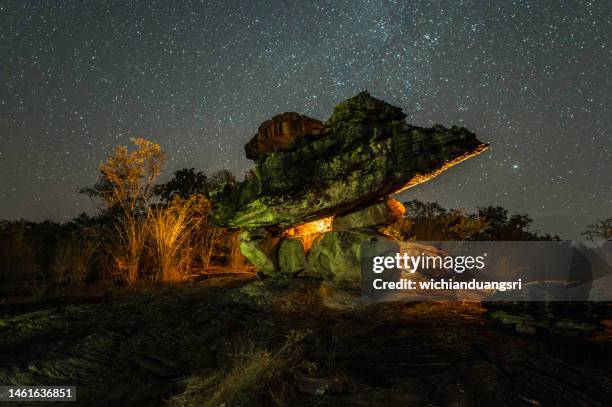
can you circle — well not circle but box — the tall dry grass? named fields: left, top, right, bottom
left=227, top=230, right=246, bottom=271
left=52, top=233, right=100, bottom=287
left=111, top=195, right=216, bottom=286
left=195, top=222, right=223, bottom=270
left=113, top=212, right=146, bottom=286
left=0, top=224, right=39, bottom=284
left=147, top=196, right=202, bottom=282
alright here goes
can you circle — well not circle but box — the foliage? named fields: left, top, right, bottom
left=80, top=137, right=166, bottom=215
left=382, top=199, right=559, bottom=241
left=155, top=168, right=238, bottom=204
left=0, top=215, right=112, bottom=293
left=2, top=135, right=243, bottom=297
left=155, top=168, right=209, bottom=203
left=471, top=205, right=554, bottom=240
left=209, top=169, right=237, bottom=189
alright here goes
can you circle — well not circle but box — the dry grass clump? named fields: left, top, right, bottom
left=167, top=330, right=309, bottom=407
left=112, top=195, right=208, bottom=285
left=112, top=211, right=145, bottom=286
left=147, top=195, right=204, bottom=282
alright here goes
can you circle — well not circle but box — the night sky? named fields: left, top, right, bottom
left=1, top=0, right=610, bottom=239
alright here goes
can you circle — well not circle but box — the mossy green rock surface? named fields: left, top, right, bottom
left=305, top=229, right=399, bottom=282
left=278, top=238, right=307, bottom=275
left=238, top=231, right=280, bottom=276
left=212, top=92, right=487, bottom=230
left=333, top=198, right=404, bottom=230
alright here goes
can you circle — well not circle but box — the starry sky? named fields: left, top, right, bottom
left=1, top=0, right=610, bottom=239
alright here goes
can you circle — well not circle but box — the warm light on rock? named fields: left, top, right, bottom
left=393, top=144, right=489, bottom=194
left=283, top=216, right=334, bottom=251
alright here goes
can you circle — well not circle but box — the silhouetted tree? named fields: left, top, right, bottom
left=156, top=168, right=209, bottom=203
left=209, top=169, right=237, bottom=188
left=397, top=200, right=487, bottom=240
left=582, top=217, right=612, bottom=240
left=385, top=200, right=558, bottom=241
left=474, top=206, right=557, bottom=240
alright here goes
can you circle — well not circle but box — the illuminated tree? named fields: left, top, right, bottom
left=81, top=137, right=166, bottom=215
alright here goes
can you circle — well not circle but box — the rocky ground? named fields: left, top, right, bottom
left=1, top=275, right=611, bottom=406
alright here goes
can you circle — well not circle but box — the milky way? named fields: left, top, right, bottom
left=1, top=0, right=610, bottom=238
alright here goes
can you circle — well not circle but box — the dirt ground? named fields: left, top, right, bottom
left=1, top=275, right=611, bottom=406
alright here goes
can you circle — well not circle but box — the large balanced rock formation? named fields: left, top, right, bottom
left=213, top=92, right=488, bottom=280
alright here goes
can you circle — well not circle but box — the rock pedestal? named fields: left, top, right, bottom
left=213, top=92, right=487, bottom=281
left=238, top=231, right=281, bottom=276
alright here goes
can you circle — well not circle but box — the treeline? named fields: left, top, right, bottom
left=384, top=200, right=576, bottom=242
left=385, top=200, right=610, bottom=242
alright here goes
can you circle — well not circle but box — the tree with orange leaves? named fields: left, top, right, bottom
left=81, top=137, right=166, bottom=216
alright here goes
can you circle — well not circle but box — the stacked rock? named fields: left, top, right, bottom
left=212, top=92, right=488, bottom=282
left=236, top=196, right=405, bottom=282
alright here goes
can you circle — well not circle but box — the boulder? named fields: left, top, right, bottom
left=278, top=237, right=307, bottom=275
left=213, top=92, right=488, bottom=230
left=238, top=231, right=281, bottom=276
left=244, top=112, right=324, bottom=161
left=305, top=229, right=399, bottom=282
left=333, top=197, right=405, bottom=230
